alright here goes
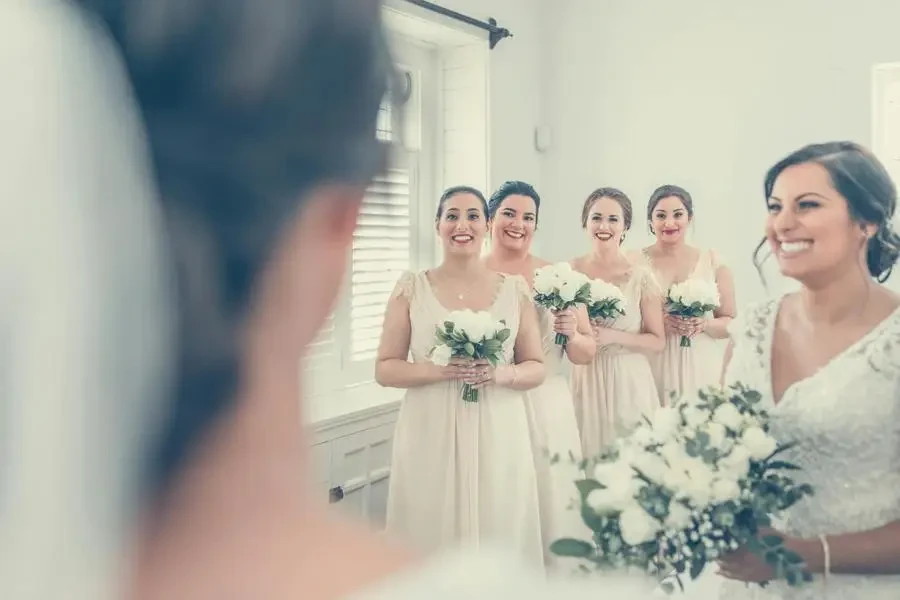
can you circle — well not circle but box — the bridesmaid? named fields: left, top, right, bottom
left=376, top=185, right=546, bottom=565
left=637, top=185, right=736, bottom=404
left=570, top=188, right=665, bottom=458
left=483, top=180, right=594, bottom=568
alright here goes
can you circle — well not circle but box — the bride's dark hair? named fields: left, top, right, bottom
left=754, top=141, right=900, bottom=283
left=78, top=0, right=395, bottom=493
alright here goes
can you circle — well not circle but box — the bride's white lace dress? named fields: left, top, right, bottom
left=721, top=297, right=900, bottom=599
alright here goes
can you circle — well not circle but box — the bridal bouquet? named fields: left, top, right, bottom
left=665, top=279, right=720, bottom=347
left=586, top=278, right=627, bottom=323
left=551, top=383, right=814, bottom=593
left=430, top=309, right=511, bottom=403
left=533, top=262, right=591, bottom=346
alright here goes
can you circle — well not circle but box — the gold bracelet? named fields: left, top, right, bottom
left=509, top=365, right=519, bottom=387
left=818, top=534, right=830, bottom=599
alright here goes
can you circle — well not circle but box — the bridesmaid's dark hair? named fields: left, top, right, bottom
left=487, top=180, right=542, bottom=223
left=78, top=0, right=396, bottom=493
left=754, top=141, right=900, bottom=283
left=435, top=185, right=488, bottom=219
left=646, top=184, right=694, bottom=234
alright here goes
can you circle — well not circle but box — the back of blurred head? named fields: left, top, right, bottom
left=1, top=0, right=392, bottom=597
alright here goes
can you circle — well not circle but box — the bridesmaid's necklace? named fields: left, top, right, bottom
left=435, top=271, right=474, bottom=301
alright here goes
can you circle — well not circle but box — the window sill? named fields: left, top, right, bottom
left=304, top=381, right=403, bottom=432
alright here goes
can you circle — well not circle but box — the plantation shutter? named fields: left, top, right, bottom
left=348, top=161, right=413, bottom=364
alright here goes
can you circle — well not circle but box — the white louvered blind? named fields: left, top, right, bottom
left=348, top=164, right=413, bottom=365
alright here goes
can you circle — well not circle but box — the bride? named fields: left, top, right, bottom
left=720, top=141, right=900, bottom=599
left=1, top=1, right=666, bottom=599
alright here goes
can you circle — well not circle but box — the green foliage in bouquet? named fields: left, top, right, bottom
left=550, top=383, right=815, bottom=593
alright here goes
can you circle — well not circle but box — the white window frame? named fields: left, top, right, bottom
left=305, top=36, right=440, bottom=399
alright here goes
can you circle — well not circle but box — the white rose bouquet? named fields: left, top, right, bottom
left=430, top=309, right=511, bottom=403
left=586, top=278, right=627, bottom=323
left=551, top=383, right=814, bottom=593
left=533, top=262, right=591, bottom=346
left=665, top=279, right=720, bottom=348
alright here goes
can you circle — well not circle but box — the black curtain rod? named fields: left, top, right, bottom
left=399, top=0, right=513, bottom=49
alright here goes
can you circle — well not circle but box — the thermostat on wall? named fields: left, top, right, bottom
left=535, top=125, right=552, bottom=153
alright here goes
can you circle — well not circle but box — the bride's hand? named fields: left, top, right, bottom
left=717, top=528, right=802, bottom=583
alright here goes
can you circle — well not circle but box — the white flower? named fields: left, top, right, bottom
left=741, top=426, right=778, bottom=460
left=711, top=477, right=742, bottom=503
left=719, top=445, right=751, bottom=478
left=430, top=344, right=452, bottom=367
left=589, top=278, right=626, bottom=304
left=447, top=309, right=495, bottom=343
left=533, top=264, right=559, bottom=294
left=683, top=404, right=710, bottom=428
left=630, top=449, right=669, bottom=485
left=620, top=504, right=662, bottom=546
left=682, top=459, right=715, bottom=507
left=665, top=502, right=693, bottom=530
left=702, top=422, right=728, bottom=449
left=651, top=406, right=680, bottom=441
left=712, top=402, right=744, bottom=432
left=446, top=309, right=477, bottom=334
left=668, top=278, right=720, bottom=308
left=631, top=424, right=654, bottom=447
left=588, top=460, right=641, bottom=514
left=659, top=439, right=688, bottom=466
left=559, top=279, right=580, bottom=302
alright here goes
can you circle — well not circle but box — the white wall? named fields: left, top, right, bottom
left=439, top=0, right=546, bottom=209
left=539, top=0, right=900, bottom=304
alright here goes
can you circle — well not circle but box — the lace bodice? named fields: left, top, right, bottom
left=721, top=298, right=900, bottom=597
left=723, top=297, right=900, bottom=598
left=726, top=299, right=900, bottom=538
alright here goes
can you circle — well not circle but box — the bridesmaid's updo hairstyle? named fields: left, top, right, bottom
left=754, top=141, right=900, bottom=283
left=581, top=187, right=633, bottom=231
left=646, top=184, right=694, bottom=234
left=435, top=185, right=488, bottom=220
left=487, top=180, right=542, bottom=223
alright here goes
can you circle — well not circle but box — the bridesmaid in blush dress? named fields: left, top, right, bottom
left=569, top=188, right=665, bottom=459
left=484, top=180, right=594, bottom=568
left=377, top=186, right=547, bottom=566
left=637, top=185, right=736, bottom=405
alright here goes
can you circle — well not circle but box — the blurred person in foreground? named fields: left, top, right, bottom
left=0, top=1, right=664, bottom=599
